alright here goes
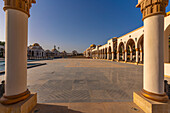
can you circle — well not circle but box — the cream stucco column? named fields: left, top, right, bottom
left=122, top=51, right=125, bottom=61
left=136, top=0, right=168, bottom=102
left=125, top=50, right=127, bottom=62
left=136, top=48, right=139, bottom=64
left=104, top=49, right=106, bottom=59
left=140, top=50, right=143, bottom=63
left=112, top=52, right=114, bottom=61
left=130, top=51, right=133, bottom=61
left=0, top=0, right=36, bottom=105
left=117, top=51, right=119, bottom=61
left=107, top=49, right=110, bottom=60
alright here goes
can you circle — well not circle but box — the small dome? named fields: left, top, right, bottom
left=33, top=43, right=40, bottom=46
left=90, top=44, right=96, bottom=48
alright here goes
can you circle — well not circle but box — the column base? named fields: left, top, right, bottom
left=124, top=61, right=127, bottom=63
left=0, top=89, right=30, bottom=105
left=133, top=91, right=169, bottom=113
left=0, top=93, right=37, bottom=113
left=141, top=89, right=168, bottom=103
left=135, top=62, right=138, bottom=65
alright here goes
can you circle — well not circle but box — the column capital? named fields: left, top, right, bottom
left=136, top=0, right=168, bottom=20
left=3, top=0, right=36, bottom=17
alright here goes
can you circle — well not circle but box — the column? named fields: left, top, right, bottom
left=140, top=49, right=143, bottom=63
left=102, top=50, right=104, bottom=59
left=99, top=51, right=101, bottom=59
left=107, top=48, right=109, bottom=60
left=130, top=51, right=132, bottom=61
left=137, top=0, right=168, bottom=102
left=122, top=51, right=125, bottom=61
left=125, top=50, right=127, bottom=62
left=117, top=51, right=119, bottom=61
left=104, top=49, right=106, bottom=59
left=112, top=52, right=114, bottom=61
left=136, top=48, right=139, bottom=64
left=0, top=0, right=36, bottom=105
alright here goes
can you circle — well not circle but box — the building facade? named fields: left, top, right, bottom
left=85, top=13, right=170, bottom=64
left=28, top=43, right=61, bottom=59
left=27, top=43, right=46, bottom=59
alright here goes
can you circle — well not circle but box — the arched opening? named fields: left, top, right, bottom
left=102, top=49, right=104, bottom=59
left=105, top=48, right=107, bottom=59
left=32, top=51, right=34, bottom=57
left=113, top=41, right=117, bottom=59
left=137, top=35, right=144, bottom=63
left=118, top=42, right=124, bottom=61
left=126, top=39, right=135, bottom=62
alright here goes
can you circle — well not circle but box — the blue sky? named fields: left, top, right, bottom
left=0, top=0, right=170, bottom=53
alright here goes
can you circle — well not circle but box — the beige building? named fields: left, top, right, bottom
left=27, top=43, right=46, bottom=59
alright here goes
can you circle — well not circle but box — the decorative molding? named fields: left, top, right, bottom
left=3, top=0, right=36, bottom=17
left=136, top=0, right=168, bottom=20
left=141, top=89, right=168, bottom=103
left=0, top=89, right=30, bottom=105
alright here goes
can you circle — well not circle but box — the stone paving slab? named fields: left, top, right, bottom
left=26, top=59, right=143, bottom=103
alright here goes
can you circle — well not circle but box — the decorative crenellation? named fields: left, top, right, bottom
left=3, top=0, right=36, bottom=17
left=136, top=0, right=168, bottom=20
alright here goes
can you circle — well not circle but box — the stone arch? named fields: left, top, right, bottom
left=118, top=42, right=125, bottom=61
left=126, top=39, right=135, bottom=62
left=137, top=35, right=144, bottom=63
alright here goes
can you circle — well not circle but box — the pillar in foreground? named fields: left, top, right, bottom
left=0, top=0, right=36, bottom=105
left=136, top=0, right=168, bottom=103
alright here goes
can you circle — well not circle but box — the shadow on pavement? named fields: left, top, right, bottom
left=31, top=103, right=82, bottom=113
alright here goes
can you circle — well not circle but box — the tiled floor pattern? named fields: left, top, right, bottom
left=27, top=59, right=143, bottom=103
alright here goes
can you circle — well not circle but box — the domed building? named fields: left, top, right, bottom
left=72, top=50, right=78, bottom=56
left=90, top=44, right=96, bottom=49
left=51, top=45, right=60, bottom=58
left=45, top=49, right=54, bottom=58
left=60, top=50, right=67, bottom=57
left=27, top=43, right=46, bottom=59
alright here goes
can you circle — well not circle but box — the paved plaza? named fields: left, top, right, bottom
left=27, top=58, right=143, bottom=103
